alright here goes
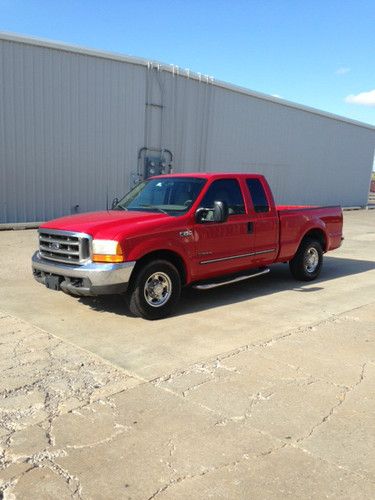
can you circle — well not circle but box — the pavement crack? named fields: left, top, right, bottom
left=65, top=424, right=131, bottom=450
left=152, top=304, right=374, bottom=390
left=257, top=441, right=287, bottom=457
left=147, top=455, right=261, bottom=499
left=0, top=464, right=34, bottom=498
left=24, top=450, right=83, bottom=499
left=182, top=378, right=212, bottom=397
left=296, top=363, right=367, bottom=444
left=146, top=468, right=215, bottom=500
left=289, top=443, right=375, bottom=486
left=152, top=359, right=240, bottom=398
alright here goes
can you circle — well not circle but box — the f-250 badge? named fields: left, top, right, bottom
left=179, top=230, right=193, bottom=238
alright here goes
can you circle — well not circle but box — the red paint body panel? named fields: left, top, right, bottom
left=40, top=173, right=343, bottom=285
left=276, top=206, right=343, bottom=262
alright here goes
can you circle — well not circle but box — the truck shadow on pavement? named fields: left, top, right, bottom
left=78, top=256, right=375, bottom=318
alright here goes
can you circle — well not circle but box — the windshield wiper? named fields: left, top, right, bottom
left=139, top=204, right=169, bottom=215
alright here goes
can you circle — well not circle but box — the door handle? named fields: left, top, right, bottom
left=247, top=222, right=254, bottom=234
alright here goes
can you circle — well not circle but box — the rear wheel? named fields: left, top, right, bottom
left=127, top=260, right=181, bottom=320
left=289, top=238, right=323, bottom=281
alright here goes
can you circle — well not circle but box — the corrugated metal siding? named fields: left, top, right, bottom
left=159, top=72, right=375, bottom=206
left=0, top=39, right=146, bottom=223
left=1, top=37, right=375, bottom=223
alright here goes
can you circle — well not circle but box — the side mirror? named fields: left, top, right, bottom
left=195, top=207, right=208, bottom=223
left=195, top=201, right=229, bottom=223
left=213, top=200, right=229, bottom=223
left=111, top=197, right=119, bottom=209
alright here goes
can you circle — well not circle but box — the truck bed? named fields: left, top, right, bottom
left=276, top=205, right=343, bottom=262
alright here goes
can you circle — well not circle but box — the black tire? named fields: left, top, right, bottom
left=289, top=238, right=323, bottom=281
left=127, top=260, right=181, bottom=320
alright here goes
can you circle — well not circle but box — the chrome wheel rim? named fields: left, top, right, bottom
left=144, top=272, right=172, bottom=308
left=305, top=247, right=319, bottom=273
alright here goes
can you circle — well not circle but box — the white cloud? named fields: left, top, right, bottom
left=271, top=94, right=282, bottom=98
left=336, top=66, right=351, bottom=75
left=345, top=89, right=375, bottom=106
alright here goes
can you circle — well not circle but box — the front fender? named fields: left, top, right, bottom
left=123, top=233, right=193, bottom=283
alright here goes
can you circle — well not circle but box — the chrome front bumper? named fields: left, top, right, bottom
left=32, top=251, right=136, bottom=296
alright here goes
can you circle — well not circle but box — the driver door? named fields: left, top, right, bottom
left=192, top=178, right=256, bottom=280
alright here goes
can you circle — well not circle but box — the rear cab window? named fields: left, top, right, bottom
left=246, top=178, right=270, bottom=213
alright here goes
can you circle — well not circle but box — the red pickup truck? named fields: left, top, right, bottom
left=32, top=173, right=343, bottom=319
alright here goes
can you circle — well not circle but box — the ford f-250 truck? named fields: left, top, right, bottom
left=32, top=173, right=343, bottom=319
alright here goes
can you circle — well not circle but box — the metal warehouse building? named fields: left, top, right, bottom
left=1, top=33, right=375, bottom=224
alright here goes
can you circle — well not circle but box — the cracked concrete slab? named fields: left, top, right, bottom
left=0, top=210, right=375, bottom=498
left=0, top=211, right=374, bottom=379
left=52, top=383, right=280, bottom=499
left=300, top=362, right=375, bottom=481
left=11, top=467, right=74, bottom=499
left=154, top=347, right=347, bottom=441
left=0, top=315, right=143, bottom=497
left=158, top=446, right=375, bottom=499
left=248, top=306, right=375, bottom=388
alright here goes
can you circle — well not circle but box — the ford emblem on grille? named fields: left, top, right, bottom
left=39, top=230, right=89, bottom=264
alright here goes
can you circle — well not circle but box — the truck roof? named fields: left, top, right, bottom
left=151, top=172, right=265, bottom=180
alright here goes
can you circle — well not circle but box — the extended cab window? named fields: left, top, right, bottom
left=114, top=177, right=206, bottom=216
left=200, top=179, right=245, bottom=215
left=246, top=178, right=270, bottom=213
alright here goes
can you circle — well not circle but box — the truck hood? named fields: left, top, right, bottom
left=41, top=210, right=168, bottom=239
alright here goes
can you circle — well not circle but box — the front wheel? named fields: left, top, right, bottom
left=289, top=238, right=323, bottom=281
left=127, top=260, right=181, bottom=320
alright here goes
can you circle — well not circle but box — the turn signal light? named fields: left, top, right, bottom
left=92, top=240, right=124, bottom=263
left=92, top=254, right=124, bottom=263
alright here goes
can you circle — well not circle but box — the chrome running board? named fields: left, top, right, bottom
left=193, top=268, right=270, bottom=290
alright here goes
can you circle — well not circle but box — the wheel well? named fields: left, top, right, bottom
left=301, top=229, right=327, bottom=251
left=133, top=250, right=187, bottom=285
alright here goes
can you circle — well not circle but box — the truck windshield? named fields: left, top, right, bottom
left=114, top=177, right=207, bottom=216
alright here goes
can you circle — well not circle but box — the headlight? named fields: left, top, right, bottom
left=92, top=240, right=124, bottom=263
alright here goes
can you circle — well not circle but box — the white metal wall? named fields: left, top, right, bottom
left=1, top=35, right=374, bottom=223
left=158, top=72, right=375, bottom=206
left=0, top=38, right=146, bottom=223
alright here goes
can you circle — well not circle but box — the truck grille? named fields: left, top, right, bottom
left=38, top=229, right=91, bottom=265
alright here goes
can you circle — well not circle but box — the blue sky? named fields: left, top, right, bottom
left=1, top=0, right=374, bottom=125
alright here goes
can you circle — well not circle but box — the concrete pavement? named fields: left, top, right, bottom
left=0, top=210, right=375, bottom=498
